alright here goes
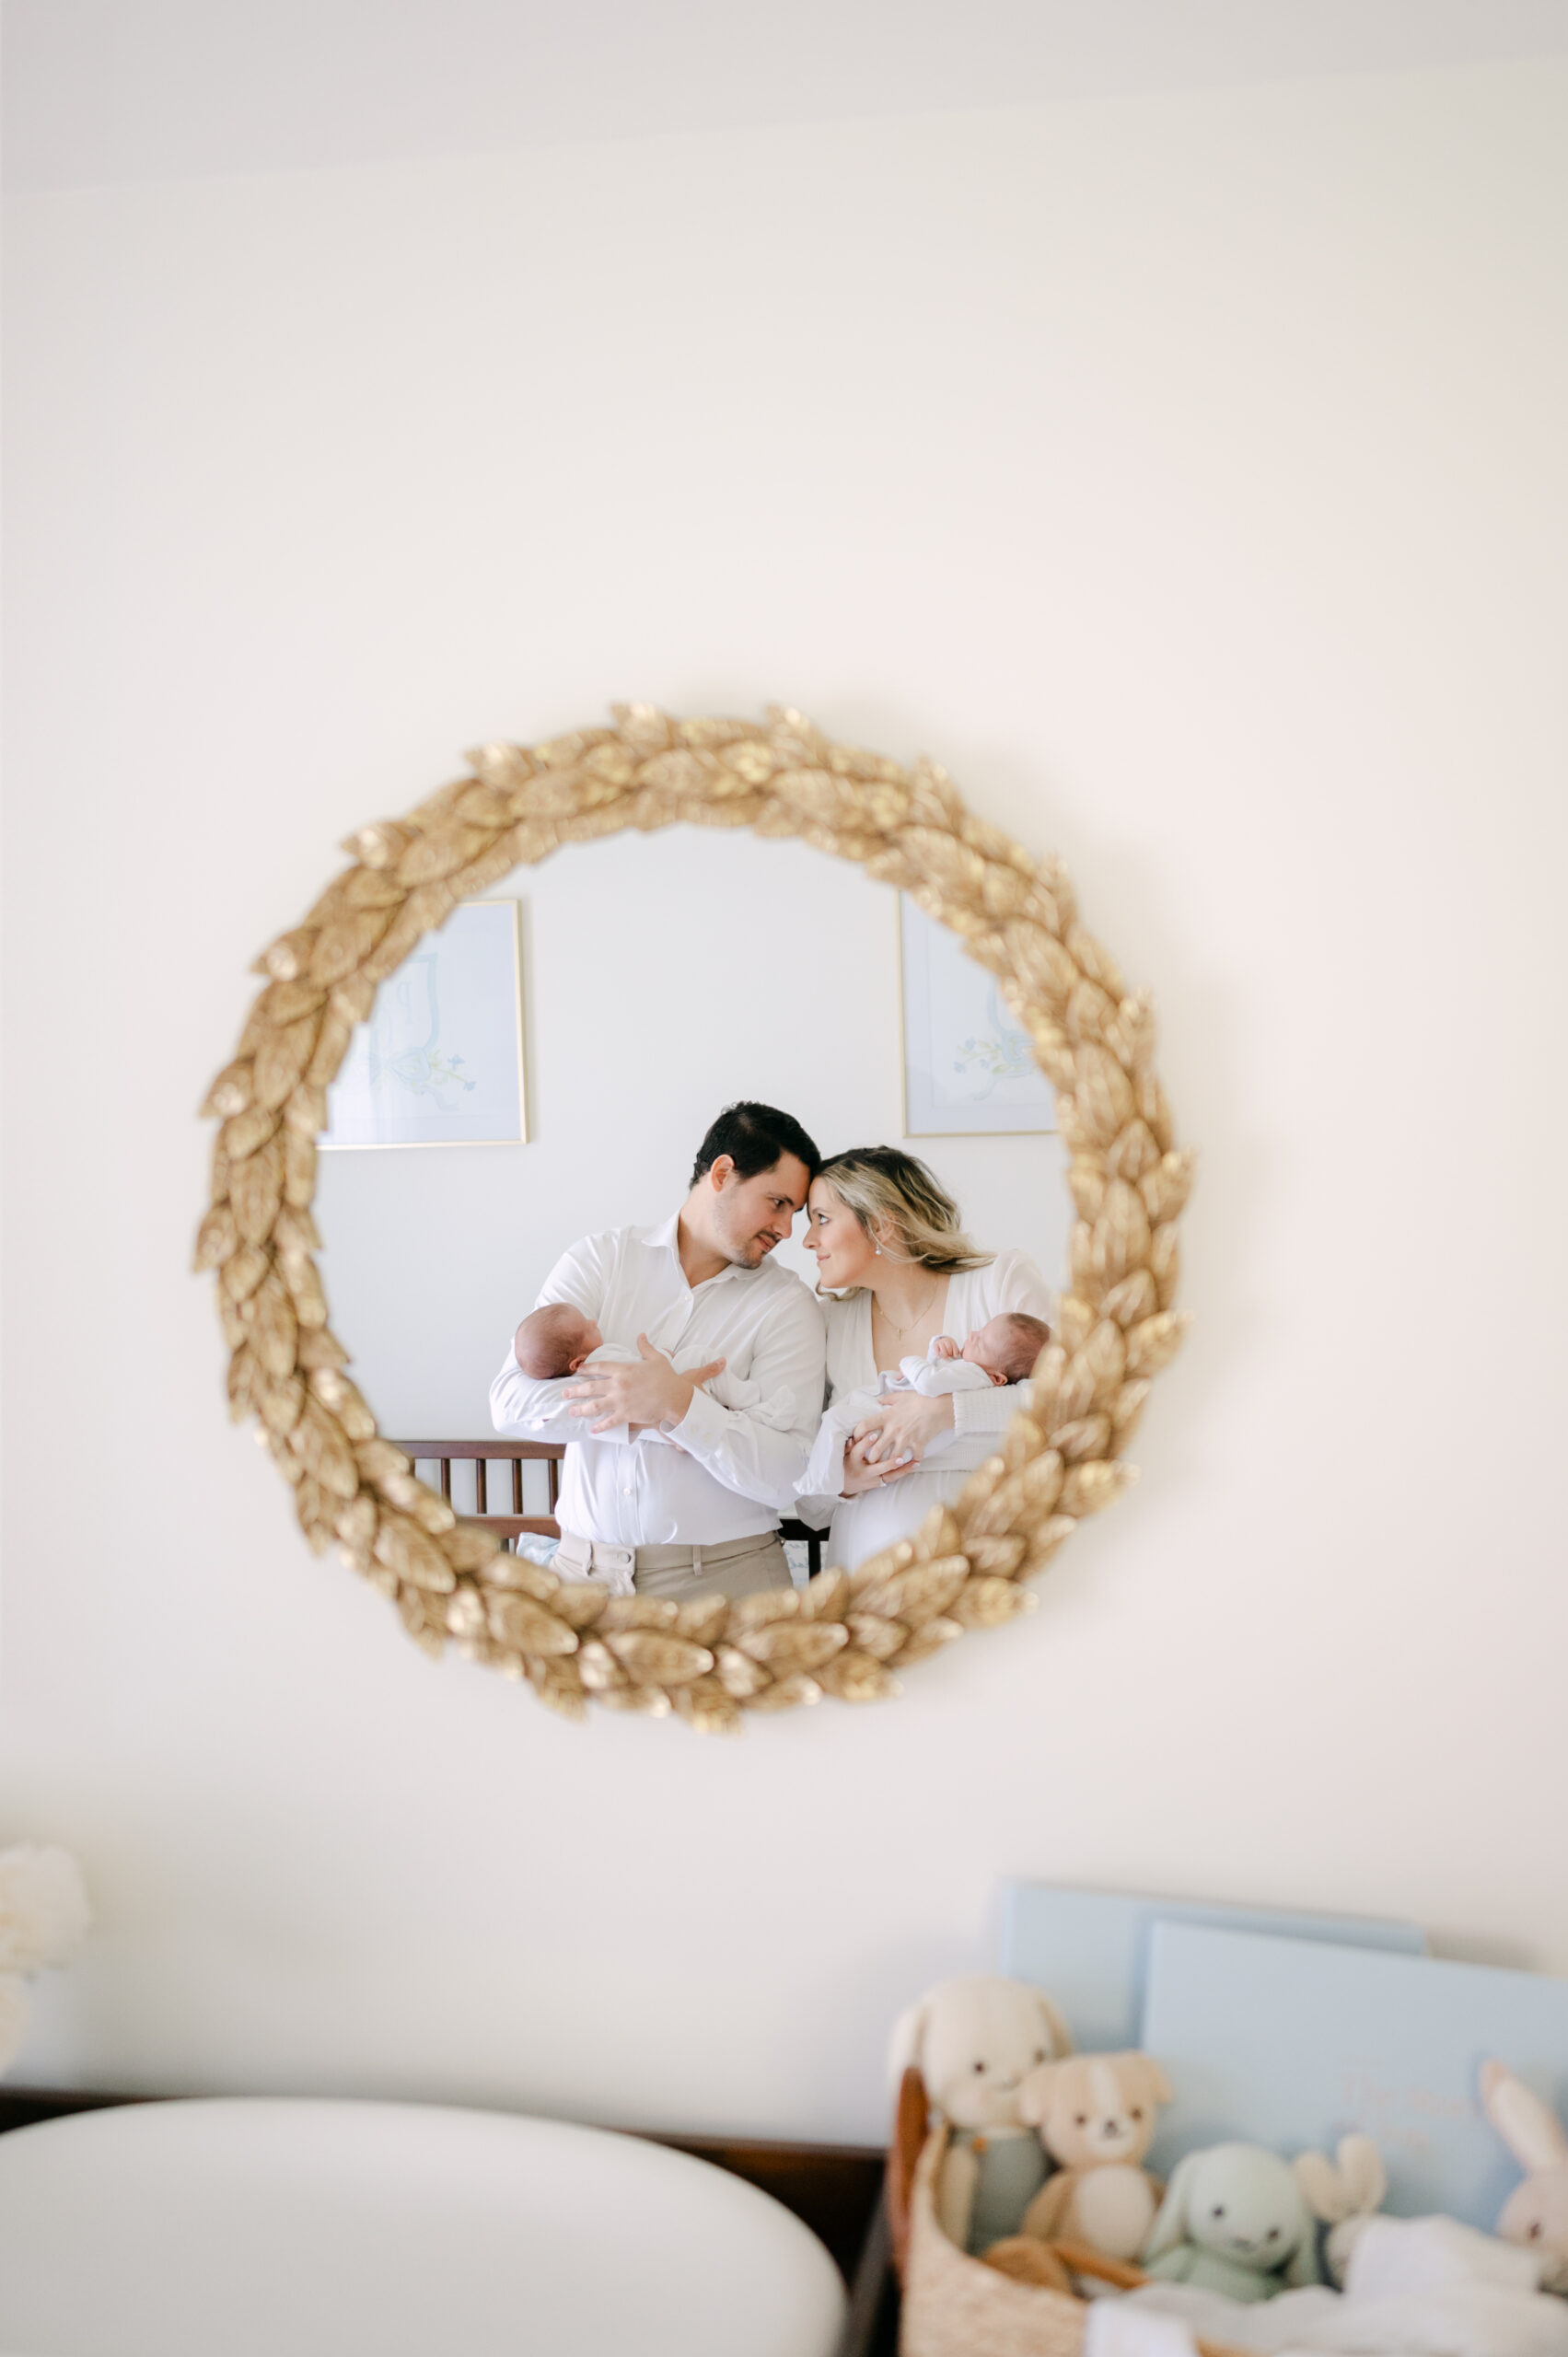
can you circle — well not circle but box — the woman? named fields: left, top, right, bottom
left=796, top=1145, right=1054, bottom=1568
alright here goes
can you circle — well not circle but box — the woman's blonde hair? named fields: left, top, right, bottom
left=815, top=1146, right=993, bottom=1284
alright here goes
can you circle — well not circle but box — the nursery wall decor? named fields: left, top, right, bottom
left=195, top=706, right=1192, bottom=1727
left=319, top=897, right=526, bottom=1149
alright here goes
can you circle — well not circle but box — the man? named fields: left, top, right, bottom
left=489, top=1102, right=826, bottom=1600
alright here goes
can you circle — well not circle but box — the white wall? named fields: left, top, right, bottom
left=4, top=57, right=1565, bottom=2143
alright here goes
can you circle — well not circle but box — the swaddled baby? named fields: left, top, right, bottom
left=798, top=1312, right=1051, bottom=1501
left=899, top=1313, right=1051, bottom=1397
left=512, top=1302, right=761, bottom=1410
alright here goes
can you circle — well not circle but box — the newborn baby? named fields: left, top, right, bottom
left=512, top=1302, right=761, bottom=1409
left=904, top=1313, right=1051, bottom=1394
left=513, top=1302, right=612, bottom=1380
left=798, top=1312, right=1051, bottom=1502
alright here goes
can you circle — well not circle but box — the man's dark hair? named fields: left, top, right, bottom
left=691, top=1101, right=821, bottom=1190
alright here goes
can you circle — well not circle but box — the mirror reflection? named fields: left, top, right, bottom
left=315, top=826, right=1069, bottom=1587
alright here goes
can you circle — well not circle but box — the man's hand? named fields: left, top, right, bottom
left=564, top=1335, right=726, bottom=1435
left=930, top=1334, right=961, bottom=1360
left=839, top=1429, right=916, bottom=1496
left=851, top=1389, right=955, bottom=1467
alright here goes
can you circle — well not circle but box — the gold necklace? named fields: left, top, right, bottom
left=876, top=1273, right=942, bottom=1340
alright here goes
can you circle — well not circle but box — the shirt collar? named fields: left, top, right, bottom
left=647, top=1210, right=683, bottom=1256
left=644, top=1208, right=764, bottom=1291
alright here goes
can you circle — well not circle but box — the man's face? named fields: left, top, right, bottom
left=710, top=1154, right=811, bottom=1268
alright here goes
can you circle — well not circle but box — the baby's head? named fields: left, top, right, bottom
left=962, top=1311, right=1051, bottom=1387
left=515, top=1303, right=602, bottom=1379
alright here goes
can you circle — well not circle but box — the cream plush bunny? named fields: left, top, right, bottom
left=1295, top=2132, right=1388, bottom=2285
left=1482, top=2059, right=1568, bottom=2293
left=889, top=1974, right=1074, bottom=2254
left=1013, top=2050, right=1173, bottom=2261
left=1141, top=2141, right=1321, bottom=2301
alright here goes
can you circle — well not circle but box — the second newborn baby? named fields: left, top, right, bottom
left=798, top=1311, right=1050, bottom=1501
left=901, top=1313, right=1051, bottom=1396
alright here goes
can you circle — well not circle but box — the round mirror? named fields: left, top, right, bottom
left=197, top=708, right=1191, bottom=1729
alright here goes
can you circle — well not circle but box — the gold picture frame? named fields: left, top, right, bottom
left=195, top=706, right=1192, bottom=1731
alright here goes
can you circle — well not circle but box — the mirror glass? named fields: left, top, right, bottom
left=315, top=825, right=1070, bottom=1570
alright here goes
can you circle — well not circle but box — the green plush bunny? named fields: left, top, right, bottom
left=1141, top=2142, right=1320, bottom=2302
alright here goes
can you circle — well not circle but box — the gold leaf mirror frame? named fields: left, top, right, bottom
left=196, top=706, right=1191, bottom=1730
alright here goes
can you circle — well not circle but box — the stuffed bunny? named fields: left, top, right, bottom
left=1481, top=2059, right=1568, bottom=2293
left=1141, top=2141, right=1321, bottom=2302
left=889, top=1974, right=1074, bottom=2254
left=1013, top=2050, right=1174, bottom=2261
left=1295, top=2133, right=1388, bottom=2285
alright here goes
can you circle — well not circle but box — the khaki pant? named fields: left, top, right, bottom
left=552, top=1530, right=793, bottom=1602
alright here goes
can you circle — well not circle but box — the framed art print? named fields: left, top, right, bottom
left=321, top=899, right=527, bottom=1149
left=899, top=893, right=1057, bottom=1137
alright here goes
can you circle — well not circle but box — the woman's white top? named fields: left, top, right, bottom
left=796, top=1248, right=1055, bottom=1567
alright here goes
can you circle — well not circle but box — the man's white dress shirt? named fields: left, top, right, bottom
left=489, top=1213, right=827, bottom=1546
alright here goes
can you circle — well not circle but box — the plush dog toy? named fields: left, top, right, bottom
left=1295, top=2133, right=1388, bottom=2285
left=1012, top=2050, right=1173, bottom=2261
left=1481, top=2060, right=1568, bottom=2293
left=889, top=1974, right=1074, bottom=2254
left=1141, top=2141, right=1320, bottom=2301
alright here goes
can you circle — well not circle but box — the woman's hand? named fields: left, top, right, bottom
left=852, top=1389, right=954, bottom=1467
left=839, top=1429, right=916, bottom=1496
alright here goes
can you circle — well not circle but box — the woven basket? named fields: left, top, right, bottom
left=889, top=2071, right=1246, bottom=2357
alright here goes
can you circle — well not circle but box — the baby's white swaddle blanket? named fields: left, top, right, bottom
left=895, top=1353, right=998, bottom=1401
left=1089, top=2216, right=1568, bottom=2357
left=796, top=1348, right=997, bottom=1501
left=584, top=1341, right=760, bottom=1414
